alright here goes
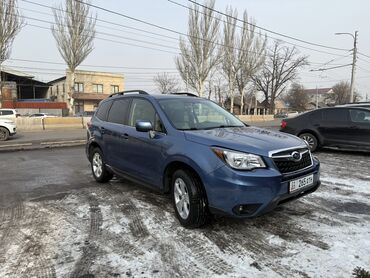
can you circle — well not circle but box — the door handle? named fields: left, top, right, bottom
left=121, top=133, right=129, bottom=139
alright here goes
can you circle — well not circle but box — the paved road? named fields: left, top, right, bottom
left=0, top=147, right=369, bottom=277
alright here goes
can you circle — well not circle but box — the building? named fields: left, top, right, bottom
left=0, top=68, right=67, bottom=115
left=303, top=88, right=335, bottom=109
left=48, top=70, right=124, bottom=115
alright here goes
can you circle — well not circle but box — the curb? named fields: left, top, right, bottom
left=0, top=139, right=86, bottom=152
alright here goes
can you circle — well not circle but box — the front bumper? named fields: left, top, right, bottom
left=205, top=158, right=321, bottom=218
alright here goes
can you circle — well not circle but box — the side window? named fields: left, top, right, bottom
left=323, top=109, right=347, bottom=122
left=107, top=99, right=130, bottom=125
left=350, top=109, right=370, bottom=123
left=2, top=110, right=13, bottom=115
left=96, top=101, right=112, bottom=121
left=129, top=99, right=165, bottom=132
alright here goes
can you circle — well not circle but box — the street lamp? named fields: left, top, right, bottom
left=335, top=31, right=358, bottom=103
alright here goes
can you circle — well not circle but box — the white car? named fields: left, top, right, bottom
left=29, top=113, right=57, bottom=119
left=0, top=119, right=17, bottom=141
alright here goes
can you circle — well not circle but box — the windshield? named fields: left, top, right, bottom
left=158, top=98, right=245, bottom=130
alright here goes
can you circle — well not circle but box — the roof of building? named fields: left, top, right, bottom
left=48, top=76, right=66, bottom=84
left=1, top=67, right=35, bottom=78
left=72, top=93, right=109, bottom=101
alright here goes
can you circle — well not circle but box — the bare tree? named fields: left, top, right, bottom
left=0, top=0, right=24, bottom=102
left=221, top=8, right=266, bottom=114
left=283, top=83, right=309, bottom=112
left=221, top=6, right=237, bottom=113
left=176, top=0, right=220, bottom=97
left=153, top=72, right=179, bottom=94
left=252, top=41, right=308, bottom=114
left=235, top=12, right=266, bottom=115
left=329, top=81, right=361, bottom=105
left=51, top=0, right=96, bottom=113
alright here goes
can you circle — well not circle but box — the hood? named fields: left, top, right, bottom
left=184, top=126, right=306, bottom=157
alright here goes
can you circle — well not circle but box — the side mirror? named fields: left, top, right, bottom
left=135, top=120, right=153, bottom=132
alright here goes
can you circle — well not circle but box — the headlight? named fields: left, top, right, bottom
left=212, top=147, right=266, bottom=170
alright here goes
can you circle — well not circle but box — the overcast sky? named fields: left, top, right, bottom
left=5, top=0, right=370, bottom=100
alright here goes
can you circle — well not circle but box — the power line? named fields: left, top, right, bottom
left=187, top=0, right=349, bottom=52
left=21, top=0, right=180, bottom=43
left=19, top=5, right=179, bottom=46
left=21, top=14, right=180, bottom=52
left=310, top=63, right=352, bottom=72
left=7, top=58, right=177, bottom=70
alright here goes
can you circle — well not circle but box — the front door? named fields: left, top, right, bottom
left=124, top=98, right=166, bottom=188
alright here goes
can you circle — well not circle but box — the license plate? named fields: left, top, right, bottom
left=289, top=174, right=314, bottom=193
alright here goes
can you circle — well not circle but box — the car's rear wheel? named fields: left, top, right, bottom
left=299, top=133, right=319, bottom=152
left=172, top=169, right=209, bottom=228
left=90, top=147, right=113, bottom=183
left=0, top=127, right=9, bottom=141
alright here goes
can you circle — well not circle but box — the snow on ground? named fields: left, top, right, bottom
left=0, top=150, right=369, bottom=277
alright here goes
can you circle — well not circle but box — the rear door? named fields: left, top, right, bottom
left=348, top=109, right=370, bottom=148
left=104, top=98, right=132, bottom=172
left=319, top=108, right=350, bottom=145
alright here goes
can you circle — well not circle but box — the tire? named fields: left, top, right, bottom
left=299, top=133, right=319, bottom=152
left=90, top=147, right=113, bottom=183
left=172, top=169, right=209, bottom=228
left=0, top=127, right=9, bottom=141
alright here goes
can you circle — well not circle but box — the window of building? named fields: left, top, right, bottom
left=56, top=85, right=59, bottom=95
left=74, top=100, right=84, bottom=114
left=111, top=85, right=119, bottom=94
left=93, top=84, right=104, bottom=93
left=62, top=83, right=65, bottom=93
left=74, top=82, right=84, bottom=93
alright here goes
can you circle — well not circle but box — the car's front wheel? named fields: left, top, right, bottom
left=0, top=127, right=9, bottom=141
left=172, top=169, right=209, bottom=228
left=299, top=133, right=319, bottom=152
left=90, top=147, right=113, bottom=183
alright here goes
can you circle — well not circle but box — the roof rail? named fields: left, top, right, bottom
left=171, top=92, right=199, bottom=97
left=109, top=90, right=149, bottom=98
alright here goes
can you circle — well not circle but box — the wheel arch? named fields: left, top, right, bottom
left=87, top=141, right=103, bottom=161
left=163, top=160, right=207, bottom=200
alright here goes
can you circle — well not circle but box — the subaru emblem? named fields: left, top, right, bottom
left=291, top=151, right=302, bottom=162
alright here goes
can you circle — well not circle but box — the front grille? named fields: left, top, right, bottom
left=272, top=148, right=312, bottom=174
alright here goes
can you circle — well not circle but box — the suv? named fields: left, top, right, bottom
left=86, top=91, right=320, bottom=227
left=280, top=107, right=370, bottom=152
left=0, top=109, right=18, bottom=121
left=0, top=119, right=17, bottom=141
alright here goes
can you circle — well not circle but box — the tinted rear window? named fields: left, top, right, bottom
left=96, top=101, right=112, bottom=121
left=107, top=99, right=130, bottom=125
left=323, top=109, right=347, bottom=122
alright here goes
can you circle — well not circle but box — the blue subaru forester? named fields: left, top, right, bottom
left=86, top=90, right=320, bottom=227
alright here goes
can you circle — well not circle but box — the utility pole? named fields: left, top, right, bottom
left=350, top=31, right=358, bottom=103
left=335, top=31, right=358, bottom=103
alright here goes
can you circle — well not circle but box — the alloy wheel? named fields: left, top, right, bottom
left=92, top=152, right=103, bottom=178
left=174, top=177, right=190, bottom=219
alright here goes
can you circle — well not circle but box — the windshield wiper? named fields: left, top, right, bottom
left=203, top=125, right=243, bottom=130
left=178, top=127, right=199, bottom=131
